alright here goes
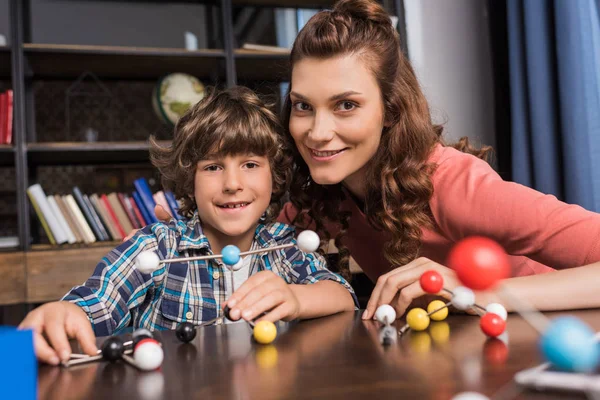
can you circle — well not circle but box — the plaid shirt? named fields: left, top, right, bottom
left=63, top=212, right=358, bottom=336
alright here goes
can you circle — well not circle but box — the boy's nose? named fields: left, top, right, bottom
left=222, top=170, right=243, bottom=193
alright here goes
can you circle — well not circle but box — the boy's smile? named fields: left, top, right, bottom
left=194, top=154, right=272, bottom=254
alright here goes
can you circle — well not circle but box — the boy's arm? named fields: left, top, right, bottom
left=62, top=229, right=161, bottom=336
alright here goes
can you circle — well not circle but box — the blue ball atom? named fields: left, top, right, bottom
left=539, top=316, right=599, bottom=373
left=221, top=245, right=241, bottom=266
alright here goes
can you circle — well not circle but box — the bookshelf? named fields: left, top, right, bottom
left=0, top=0, right=404, bottom=311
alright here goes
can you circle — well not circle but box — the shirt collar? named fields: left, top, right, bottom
left=177, top=211, right=280, bottom=252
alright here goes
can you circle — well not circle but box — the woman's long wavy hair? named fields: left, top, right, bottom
left=282, top=0, right=491, bottom=279
left=151, top=86, right=292, bottom=222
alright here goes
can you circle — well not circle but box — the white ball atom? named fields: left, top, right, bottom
left=297, top=230, right=320, bottom=253
left=485, top=303, right=507, bottom=321
left=228, top=258, right=245, bottom=272
left=452, top=286, right=475, bottom=310
left=452, top=392, right=490, bottom=400
left=375, top=304, right=397, bottom=325
left=134, top=341, right=164, bottom=371
left=135, top=251, right=161, bottom=274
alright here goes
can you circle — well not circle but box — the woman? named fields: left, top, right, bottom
left=155, top=0, right=600, bottom=320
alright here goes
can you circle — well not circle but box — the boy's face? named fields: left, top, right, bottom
left=194, top=153, right=273, bottom=244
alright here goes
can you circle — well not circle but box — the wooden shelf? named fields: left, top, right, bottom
left=0, top=46, right=10, bottom=78
left=235, top=49, right=290, bottom=81
left=27, top=141, right=170, bottom=165
left=0, top=145, right=15, bottom=167
left=23, top=43, right=226, bottom=79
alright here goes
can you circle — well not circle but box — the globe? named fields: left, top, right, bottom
left=152, top=73, right=205, bottom=126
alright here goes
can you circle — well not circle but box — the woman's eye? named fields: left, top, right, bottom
left=337, top=101, right=356, bottom=111
left=293, top=102, right=311, bottom=112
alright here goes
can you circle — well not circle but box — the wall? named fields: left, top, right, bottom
left=404, top=0, right=495, bottom=149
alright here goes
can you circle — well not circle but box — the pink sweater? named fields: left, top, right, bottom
left=279, top=145, right=600, bottom=283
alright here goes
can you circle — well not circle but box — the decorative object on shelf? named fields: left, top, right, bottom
left=184, top=31, right=198, bottom=51
left=152, top=73, right=205, bottom=127
left=65, top=71, right=114, bottom=142
left=0, top=34, right=6, bottom=46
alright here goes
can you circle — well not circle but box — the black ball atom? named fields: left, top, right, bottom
left=101, top=337, right=125, bottom=362
left=176, top=322, right=197, bottom=343
left=224, top=305, right=232, bottom=320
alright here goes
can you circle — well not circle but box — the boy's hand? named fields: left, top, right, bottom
left=18, top=301, right=97, bottom=365
left=123, top=204, right=172, bottom=241
left=224, top=271, right=301, bottom=323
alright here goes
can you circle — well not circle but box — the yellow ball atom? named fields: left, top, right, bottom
left=427, top=300, right=449, bottom=321
left=255, top=345, right=278, bottom=369
left=406, top=308, right=430, bottom=331
left=253, top=321, right=277, bottom=344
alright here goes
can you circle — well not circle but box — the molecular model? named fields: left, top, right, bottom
left=376, top=236, right=600, bottom=399
left=64, top=329, right=164, bottom=371
left=135, top=230, right=321, bottom=345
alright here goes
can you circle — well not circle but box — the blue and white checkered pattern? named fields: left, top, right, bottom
left=62, top=212, right=357, bottom=336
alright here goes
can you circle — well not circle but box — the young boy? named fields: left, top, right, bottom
left=19, top=86, right=358, bottom=365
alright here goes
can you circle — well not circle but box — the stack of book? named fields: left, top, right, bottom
left=0, top=89, right=13, bottom=145
left=26, top=177, right=182, bottom=245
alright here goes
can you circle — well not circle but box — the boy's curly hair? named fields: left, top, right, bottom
left=150, top=86, right=292, bottom=222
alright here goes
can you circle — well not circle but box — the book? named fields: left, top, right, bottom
left=164, top=191, right=183, bottom=220
left=64, top=194, right=96, bottom=244
left=100, top=194, right=126, bottom=239
left=133, top=178, right=158, bottom=223
left=241, top=43, right=291, bottom=54
left=0, top=236, right=19, bottom=248
left=72, top=187, right=104, bottom=241
left=55, top=195, right=84, bottom=243
left=118, top=193, right=141, bottom=229
left=89, top=194, right=117, bottom=241
left=83, top=194, right=110, bottom=241
left=27, top=184, right=68, bottom=244
left=108, top=192, right=134, bottom=235
left=129, top=194, right=147, bottom=226
left=46, top=195, right=77, bottom=244
left=4, top=89, right=13, bottom=145
left=132, top=191, right=152, bottom=226
left=26, top=191, right=55, bottom=245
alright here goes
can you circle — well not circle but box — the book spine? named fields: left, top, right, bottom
left=132, top=191, right=152, bottom=226
left=4, top=89, right=13, bottom=145
left=164, top=190, right=183, bottom=220
left=26, top=190, right=56, bottom=245
left=129, top=194, right=147, bottom=226
left=56, top=195, right=83, bottom=243
left=72, top=186, right=103, bottom=241
left=101, top=194, right=126, bottom=239
left=90, top=194, right=117, bottom=241
left=46, top=195, right=76, bottom=244
left=83, top=194, right=109, bottom=241
left=88, top=194, right=115, bottom=241
left=27, top=184, right=68, bottom=244
left=133, top=178, right=158, bottom=223
left=64, top=194, right=96, bottom=244
left=118, top=192, right=140, bottom=229
left=108, top=192, right=134, bottom=234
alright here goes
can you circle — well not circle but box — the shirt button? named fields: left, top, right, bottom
left=185, top=311, right=193, bottom=319
left=212, top=271, right=220, bottom=279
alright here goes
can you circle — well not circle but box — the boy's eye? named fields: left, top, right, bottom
left=204, top=165, right=221, bottom=171
left=292, top=101, right=311, bottom=112
left=336, top=101, right=357, bottom=111
left=244, top=162, right=259, bottom=169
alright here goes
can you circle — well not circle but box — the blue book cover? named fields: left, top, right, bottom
left=164, top=190, right=183, bottom=220
left=133, top=178, right=158, bottom=223
left=132, top=190, right=153, bottom=226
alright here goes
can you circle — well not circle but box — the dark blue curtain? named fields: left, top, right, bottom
left=506, top=0, right=600, bottom=211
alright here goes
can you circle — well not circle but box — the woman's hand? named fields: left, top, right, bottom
left=224, top=271, right=301, bottom=322
left=362, top=257, right=465, bottom=320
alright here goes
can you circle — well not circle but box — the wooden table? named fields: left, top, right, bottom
left=37, top=309, right=600, bottom=399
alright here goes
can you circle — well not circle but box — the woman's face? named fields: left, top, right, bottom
left=289, top=54, right=386, bottom=191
